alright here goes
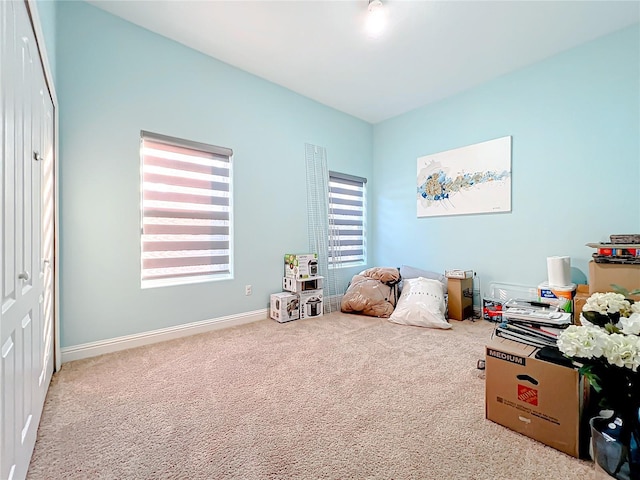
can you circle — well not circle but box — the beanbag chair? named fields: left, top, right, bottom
left=340, top=267, right=401, bottom=318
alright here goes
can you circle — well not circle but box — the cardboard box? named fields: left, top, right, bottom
left=448, top=277, right=473, bottom=320
left=573, top=284, right=590, bottom=324
left=282, top=276, right=324, bottom=293
left=270, top=292, right=300, bottom=323
left=284, top=253, right=319, bottom=279
left=299, top=289, right=323, bottom=319
left=485, top=337, right=589, bottom=458
left=589, top=261, right=640, bottom=301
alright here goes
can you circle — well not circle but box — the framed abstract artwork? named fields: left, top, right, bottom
left=417, top=136, right=512, bottom=218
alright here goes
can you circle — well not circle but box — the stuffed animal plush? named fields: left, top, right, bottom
left=340, top=267, right=401, bottom=318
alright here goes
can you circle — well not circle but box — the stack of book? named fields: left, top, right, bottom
left=495, top=299, right=572, bottom=349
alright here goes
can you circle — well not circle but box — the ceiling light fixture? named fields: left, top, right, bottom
left=365, top=0, right=387, bottom=38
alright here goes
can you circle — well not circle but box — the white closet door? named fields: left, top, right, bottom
left=0, top=1, right=54, bottom=479
left=1, top=2, right=22, bottom=476
left=40, top=71, right=55, bottom=399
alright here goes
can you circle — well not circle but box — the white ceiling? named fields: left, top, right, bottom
left=87, top=0, right=640, bottom=124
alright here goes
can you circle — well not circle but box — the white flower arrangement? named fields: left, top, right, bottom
left=557, top=291, right=640, bottom=411
left=582, top=291, right=636, bottom=318
left=558, top=292, right=640, bottom=371
left=569, top=290, right=640, bottom=475
left=557, top=324, right=608, bottom=359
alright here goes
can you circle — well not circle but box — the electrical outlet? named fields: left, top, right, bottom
left=245, top=285, right=252, bottom=296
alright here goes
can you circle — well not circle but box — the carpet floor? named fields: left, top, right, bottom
left=28, top=312, right=595, bottom=479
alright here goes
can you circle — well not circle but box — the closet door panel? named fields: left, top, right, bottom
left=0, top=2, right=16, bottom=477
left=0, top=1, right=51, bottom=478
left=2, top=0, right=18, bottom=310
left=39, top=75, right=55, bottom=390
left=0, top=2, right=22, bottom=477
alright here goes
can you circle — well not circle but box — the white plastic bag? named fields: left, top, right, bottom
left=389, top=277, right=451, bottom=329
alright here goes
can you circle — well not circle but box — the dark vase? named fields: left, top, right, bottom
left=586, top=358, right=640, bottom=479
left=590, top=408, right=640, bottom=480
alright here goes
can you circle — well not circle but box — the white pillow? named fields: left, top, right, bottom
left=389, top=277, right=451, bottom=329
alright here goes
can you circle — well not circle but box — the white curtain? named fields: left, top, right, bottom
left=305, top=143, right=342, bottom=313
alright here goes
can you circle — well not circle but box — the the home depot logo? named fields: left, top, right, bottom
left=518, top=384, right=538, bottom=406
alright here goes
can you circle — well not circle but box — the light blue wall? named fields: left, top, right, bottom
left=56, top=1, right=372, bottom=347
left=33, top=0, right=56, bottom=86
left=45, top=2, right=640, bottom=346
left=371, top=25, right=640, bottom=296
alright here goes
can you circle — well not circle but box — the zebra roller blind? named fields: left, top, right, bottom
left=328, top=171, right=366, bottom=265
left=141, top=131, right=232, bottom=287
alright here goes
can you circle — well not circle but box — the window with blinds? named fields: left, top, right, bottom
left=140, top=131, right=232, bottom=288
left=328, top=172, right=366, bottom=266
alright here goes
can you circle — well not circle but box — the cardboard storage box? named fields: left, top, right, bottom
left=284, top=253, right=319, bottom=279
left=573, top=284, right=590, bottom=323
left=299, top=289, right=323, bottom=319
left=589, top=261, right=640, bottom=301
left=485, top=337, right=589, bottom=458
left=282, top=276, right=324, bottom=293
left=448, top=277, right=473, bottom=320
left=270, top=292, right=300, bottom=323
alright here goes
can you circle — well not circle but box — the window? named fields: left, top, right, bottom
left=140, top=131, right=232, bottom=288
left=328, top=171, right=366, bottom=266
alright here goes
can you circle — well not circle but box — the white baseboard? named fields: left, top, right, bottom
left=61, top=308, right=267, bottom=363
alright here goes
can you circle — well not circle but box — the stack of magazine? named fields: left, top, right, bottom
left=495, top=299, right=572, bottom=349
